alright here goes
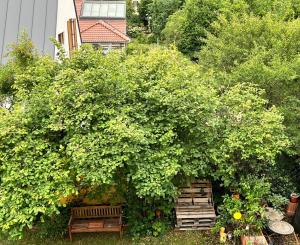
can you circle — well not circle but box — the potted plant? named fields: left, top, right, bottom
left=241, top=231, right=268, bottom=245
left=287, top=193, right=299, bottom=216
left=215, top=176, right=270, bottom=245
left=290, top=193, right=299, bottom=203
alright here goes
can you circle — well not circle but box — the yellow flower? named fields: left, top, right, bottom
left=233, top=212, right=242, bottom=220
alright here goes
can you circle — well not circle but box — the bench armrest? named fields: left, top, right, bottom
left=68, top=215, right=73, bottom=227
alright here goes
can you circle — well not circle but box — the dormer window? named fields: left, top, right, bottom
left=82, top=1, right=126, bottom=19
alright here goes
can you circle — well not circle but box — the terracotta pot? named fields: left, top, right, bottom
left=286, top=201, right=299, bottom=217
left=241, top=231, right=268, bottom=245
left=290, top=193, right=299, bottom=203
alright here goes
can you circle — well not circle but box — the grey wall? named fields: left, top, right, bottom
left=0, top=0, right=58, bottom=64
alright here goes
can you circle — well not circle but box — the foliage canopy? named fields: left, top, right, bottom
left=199, top=15, right=300, bottom=155
left=163, top=0, right=300, bottom=58
left=0, top=37, right=288, bottom=238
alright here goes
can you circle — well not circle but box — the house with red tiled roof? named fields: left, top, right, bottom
left=75, top=0, right=130, bottom=52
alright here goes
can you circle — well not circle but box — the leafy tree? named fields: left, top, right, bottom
left=199, top=15, right=300, bottom=155
left=138, top=0, right=153, bottom=26
left=0, top=34, right=38, bottom=101
left=126, top=0, right=142, bottom=27
left=147, top=0, right=184, bottom=40
left=163, top=0, right=226, bottom=58
left=0, top=64, right=14, bottom=101
left=242, top=0, right=300, bottom=19
left=211, top=84, right=289, bottom=186
left=0, top=52, right=70, bottom=240
left=163, top=0, right=300, bottom=58
left=0, top=39, right=288, bottom=239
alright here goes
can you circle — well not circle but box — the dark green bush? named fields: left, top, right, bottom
left=35, top=207, right=70, bottom=239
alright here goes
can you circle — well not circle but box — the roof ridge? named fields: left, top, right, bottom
left=99, top=20, right=130, bottom=42
left=81, top=21, right=99, bottom=33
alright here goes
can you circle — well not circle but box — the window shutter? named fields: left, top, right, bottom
left=67, top=19, right=78, bottom=55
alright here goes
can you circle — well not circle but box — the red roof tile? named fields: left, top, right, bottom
left=80, top=20, right=130, bottom=43
left=75, top=0, right=130, bottom=44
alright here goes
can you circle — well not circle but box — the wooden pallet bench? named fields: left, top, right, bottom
left=68, top=206, right=123, bottom=241
left=175, top=180, right=216, bottom=231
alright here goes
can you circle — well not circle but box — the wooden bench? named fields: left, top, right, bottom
left=68, top=206, right=123, bottom=241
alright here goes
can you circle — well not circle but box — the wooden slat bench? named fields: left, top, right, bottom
left=68, top=206, right=123, bottom=241
left=175, top=180, right=216, bottom=231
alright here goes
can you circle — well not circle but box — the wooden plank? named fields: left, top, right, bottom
left=193, top=193, right=211, bottom=197
left=180, top=194, right=211, bottom=198
left=71, top=227, right=121, bottom=233
left=191, top=183, right=212, bottom=188
left=177, top=198, right=193, bottom=202
left=175, top=227, right=212, bottom=231
left=179, top=223, right=214, bottom=227
left=176, top=216, right=216, bottom=221
left=198, top=219, right=215, bottom=223
left=177, top=214, right=216, bottom=219
left=177, top=219, right=216, bottom=223
left=177, top=219, right=215, bottom=223
left=176, top=211, right=216, bottom=216
left=181, top=188, right=211, bottom=193
left=176, top=209, right=214, bottom=213
left=72, top=206, right=122, bottom=218
left=176, top=209, right=215, bottom=213
left=176, top=208, right=215, bottom=212
left=176, top=205, right=214, bottom=209
left=177, top=219, right=198, bottom=222
left=192, top=198, right=209, bottom=203
left=192, top=179, right=210, bottom=183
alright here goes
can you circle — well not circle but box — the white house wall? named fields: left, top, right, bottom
left=56, top=0, right=82, bottom=58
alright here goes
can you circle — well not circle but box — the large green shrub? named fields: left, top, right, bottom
left=0, top=38, right=288, bottom=239
left=199, top=15, right=300, bottom=156
left=163, top=0, right=300, bottom=58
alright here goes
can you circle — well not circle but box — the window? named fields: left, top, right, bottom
left=81, top=1, right=126, bottom=18
left=91, top=3, right=100, bottom=16
left=99, top=4, right=108, bottom=16
left=107, top=4, right=117, bottom=17
left=82, top=3, right=92, bottom=16
left=58, top=32, right=64, bottom=45
left=116, top=4, right=125, bottom=17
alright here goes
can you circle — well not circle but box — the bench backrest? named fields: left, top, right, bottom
left=72, top=206, right=122, bottom=219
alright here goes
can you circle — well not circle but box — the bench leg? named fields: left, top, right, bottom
left=69, top=228, right=72, bottom=242
left=120, top=228, right=123, bottom=239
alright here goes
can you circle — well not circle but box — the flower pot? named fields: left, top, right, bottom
left=241, top=231, right=268, bottom=245
left=286, top=201, right=298, bottom=217
left=290, top=193, right=299, bottom=203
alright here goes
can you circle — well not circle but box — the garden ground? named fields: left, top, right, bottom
left=1, top=231, right=234, bottom=245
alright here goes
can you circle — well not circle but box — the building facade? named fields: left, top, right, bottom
left=75, top=0, right=130, bottom=52
left=0, top=0, right=81, bottom=64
